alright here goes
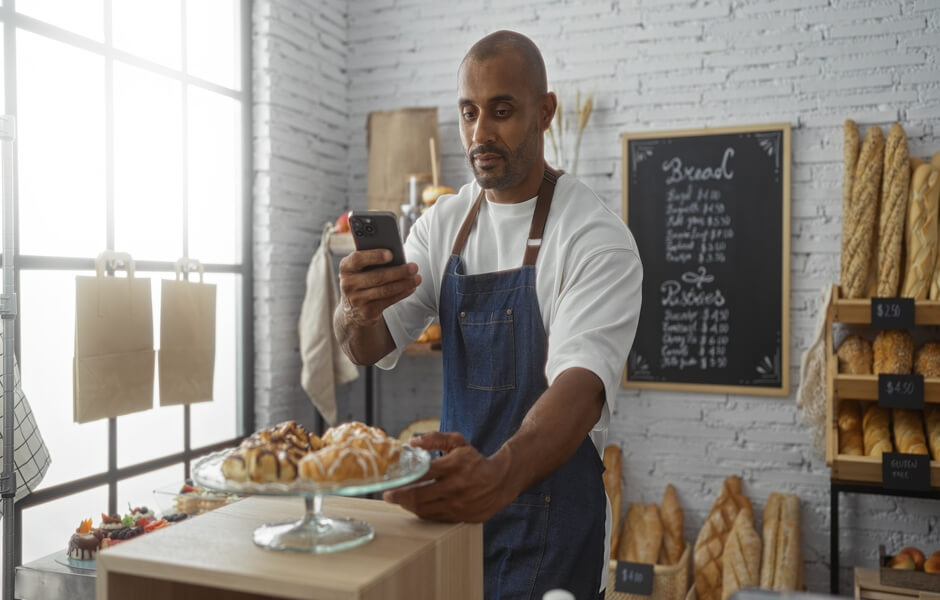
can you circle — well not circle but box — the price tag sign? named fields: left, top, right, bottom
left=870, top=297, right=914, bottom=329
left=614, top=561, right=654, bottom=595
left=877, top=374, right=924, bottom=410
left=882, top=452, right=930, bottom=491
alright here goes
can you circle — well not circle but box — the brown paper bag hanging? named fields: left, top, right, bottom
left=73, top=251, right=155, bottom=423
left=366, top=107, right=440, bottom=215
left=159, top=258, right=216, bottom=406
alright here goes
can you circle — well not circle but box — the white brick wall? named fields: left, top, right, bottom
left=255, top=0, right=940, bottom=594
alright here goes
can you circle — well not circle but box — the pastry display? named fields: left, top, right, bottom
left=837, top=400, right=864, bottom=456
left=168, top=482, right=240, bottom=515
left=759, top=492, right=802, bottom=591
left=693, top=476, right=753, bottom=600
left=221, top=420, right=323, bottom=483
left=720, top=510, right=761, bottom=600
left=873, top=330, right=913, bottom=375
left=837, top=335, right=873, bottom=375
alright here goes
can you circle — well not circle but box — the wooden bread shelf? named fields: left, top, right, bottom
left=835, top=375, right=940, bottom=404
left=833, top=298, right=940, bottom=324
left=856, top=567, right=940, bottom=600
left=403, top=341, right=442, bottom=355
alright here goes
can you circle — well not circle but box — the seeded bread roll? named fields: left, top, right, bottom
left=873, top=330, right=914, bottom=375
left=837, top=335, right=873, bottom=375
left=841, top=120, right=860, bottom=288
left=876, top=124, right=910, bottom=296
left=914, top=342, right=940, bottom=377
left=842, top=126, right=884, bottom=299
left=902, top=164, right=940, bottom=299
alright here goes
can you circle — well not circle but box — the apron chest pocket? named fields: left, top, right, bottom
left=459, top=309, right=516, bottom=391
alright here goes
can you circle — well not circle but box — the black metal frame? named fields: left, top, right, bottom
left=829, top=479, right=939, bottom=595
left=0, top=0, right=255, bottom=591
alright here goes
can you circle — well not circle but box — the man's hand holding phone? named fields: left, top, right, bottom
left=338, top=211, right=421, bottom=329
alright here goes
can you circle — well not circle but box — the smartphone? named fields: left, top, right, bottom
left=348, top=210, right=406, bottom=270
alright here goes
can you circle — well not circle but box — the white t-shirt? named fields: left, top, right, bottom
left=379, top=172, right=643, bottom=589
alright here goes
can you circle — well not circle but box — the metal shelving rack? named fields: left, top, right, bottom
left=1, top=115, right=18, bottom=600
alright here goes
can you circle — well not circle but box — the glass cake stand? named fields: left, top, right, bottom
left=192, top=445, right=430, bottom=554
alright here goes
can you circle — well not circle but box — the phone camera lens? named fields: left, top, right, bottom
left=365, top=225, right=376, bottom=235
left=354, top=230, right=363, bottom=236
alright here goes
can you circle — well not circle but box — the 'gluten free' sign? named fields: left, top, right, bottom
left=882, top=452, right=930, bottom=491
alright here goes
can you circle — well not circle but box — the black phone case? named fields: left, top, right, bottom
left=349, top=211, right=406, bottom=270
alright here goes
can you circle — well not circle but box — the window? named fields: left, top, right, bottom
left=3, top=0, right=252, bottom=568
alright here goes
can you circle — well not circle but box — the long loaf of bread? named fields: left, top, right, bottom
left=760, top=492, right=801, bottom=591
left=876, top=124, right=910, bottom=296
left=626, top=503, right=664, bottom=564
left=603, top=445, right=623, bottom=558
left=694, top=476, right=753, bottom=600
left=902, top=164, right=940, bottom=299
left=926, top=406, right=940, bottom=461
left=841, top=120, right=860, bottom=288
left=617, top=503, right=645, bottom=562
left=722, top=510, right=762, bottom=600
left=863, top=404, right=893, bottom=457
left=838, top=399, right=864, bottom=456
left=660, top=483, right=685, bottom=566
left=842, top=126, right=884, bottom=298
left=892, top=408, right=928, bottom=455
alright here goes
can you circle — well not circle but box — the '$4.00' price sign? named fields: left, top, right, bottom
left=615, top=562, right=654, bottom=595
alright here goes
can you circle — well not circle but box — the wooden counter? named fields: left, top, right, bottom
left=95, top=495, right=482, bottom=600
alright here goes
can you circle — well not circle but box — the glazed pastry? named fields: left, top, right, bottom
left=837, top=336, right=873, bottom=375
left=298, top=442, right=387, bottom=482
left=873, top=330, right=914, bottom=375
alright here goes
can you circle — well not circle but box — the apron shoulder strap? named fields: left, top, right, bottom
left=451, top=189, right=485, bottom=257
left=522, top=166, right=561, bottom=266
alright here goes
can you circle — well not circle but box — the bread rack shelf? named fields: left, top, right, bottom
left=823, top=284, right=940, bottom=595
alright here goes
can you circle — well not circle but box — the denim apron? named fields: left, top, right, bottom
left=439, top=166, right=606, bottom=600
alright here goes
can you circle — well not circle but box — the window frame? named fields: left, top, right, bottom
left=1, top=0, right=254, bottom=567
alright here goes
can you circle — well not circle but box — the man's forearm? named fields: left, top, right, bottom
left=491, top=367, right=605, bottom=499
left=333, top=302, right=396, bottom=366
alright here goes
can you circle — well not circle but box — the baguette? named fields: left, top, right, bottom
left=841, top=120, right=860, bottom=287
left=760, top=492, right=801, bottom=591
left=926, top=406, right=940, bottom=461
left=625, top=503, right=664, bottom=564
left=876, top=124, right=910, bottom=296
left=892, top=408, right=928, bottom=455
left=837, top=399, right=864, bottom=456
left=842, top=126, right=884, bottom=298
left=603, top=445, right=623, bottom=557
left=863, top=404, right=893, bottom=457
left=722, top=510, right=761, bottom=600
left=660, top=483, right=685, bottom=566
left=694, top=476, right=753, bottom=600
left=902, top=164, right=940, bottom=299
left=617, top=503, right=645, bottom=562
left=932, top=151, right=940, bottom=170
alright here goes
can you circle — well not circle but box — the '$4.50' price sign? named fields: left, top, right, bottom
left=878, top=374, right=924, bottom=410
left=615, top=562, right=654, bottom=595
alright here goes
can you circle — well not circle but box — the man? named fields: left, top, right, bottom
left=334, top=30, right=642, bottom=599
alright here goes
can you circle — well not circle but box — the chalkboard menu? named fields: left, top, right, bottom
left=621, top=124, right=791, bottom=396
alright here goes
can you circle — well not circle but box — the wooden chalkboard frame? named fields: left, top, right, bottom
left=621, top=123, right=791, bottom=397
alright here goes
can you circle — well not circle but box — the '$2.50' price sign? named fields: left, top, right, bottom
left=870, top=298, right=914, bottom=329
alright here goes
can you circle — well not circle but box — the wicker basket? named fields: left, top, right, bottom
left=606, top=545, right=690, bottom=600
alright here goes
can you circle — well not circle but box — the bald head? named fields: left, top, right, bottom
left=460, top=30, right=548, bottom=97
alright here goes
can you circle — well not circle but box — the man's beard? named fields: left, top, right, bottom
left=467, top=121, right=541, bottom=190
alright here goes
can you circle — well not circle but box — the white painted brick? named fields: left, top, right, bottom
left=645, top=2, right=730, bottom=24
left=906, top=103, right=940, bottom=120
left=735, top=0, right=829, bottom=15
left=705, top=48, right=796, bottom=67
left=829, top=50, right=926, bottom=71
left=798, top=37, right=898, bottom=59
left=913, top=0, right=940, bottom=10
left=800, top=4, right=900, bottom=24
left=829, top=16, right=928, bottom=39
